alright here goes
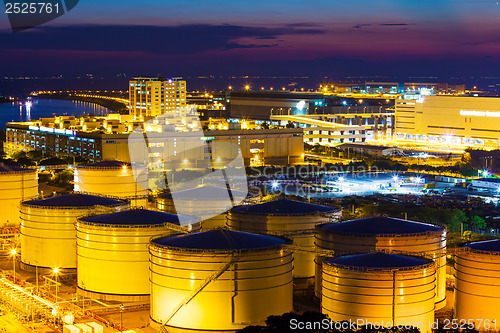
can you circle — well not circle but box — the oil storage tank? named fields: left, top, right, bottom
left=455, top=239, right=500, bottom=329
left=149, top=229, right=293, bottom=332
left=315, top=216, right=446, bottom=308
left=228, top=199, right=341, bottom=278
left=0, top=164, right=38, bottom=227
left=20, top=194, right=128, bottom=270
left=322, top=252, right=436, bottom=333
left=76, top=209, right=197, bottom=301
left=74, top=160, right=148, bottom=207
left=157, top=185, right=257, bottom=230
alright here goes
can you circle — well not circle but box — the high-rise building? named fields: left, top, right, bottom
left=128, top=77, right=187, bottom=117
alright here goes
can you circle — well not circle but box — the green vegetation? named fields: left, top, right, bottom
left=47, top=169, right=74, bottom=190
left=340, top=196, right=493, bottom=233
left=1, top=150, right=89, bottom=167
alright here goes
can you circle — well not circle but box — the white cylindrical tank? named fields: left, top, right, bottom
left=76, top=209, right=197, bottom=301
left=455, top=239, right=500, bottom=329
left=322, top=252, right=436, bottom=333
left=74, top=160, right=148, bottom=207
left=20, top=194, right=128, bottom=270
left=157, top=186, right=257, bottom=230
left=315, top=216, right=447, bottom=309
left=149, top=229, right=293, bottom=332
left=0, top=164, right=38, bottom=227
left=228, top=199, right=341, bottom=278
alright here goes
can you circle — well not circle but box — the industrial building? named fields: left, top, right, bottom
left=0, top=164, right=38, bottom=227
left=76, top=209, right=196, bottom=301
left=336, top=143, right=404, bottom=157
left=20, top=194, right=128, bottom=271
left=404, top=82, right=465, bottom=95
left=227, top=91, right=323, bottom=120
left=128, top=77, right=187, bottom=117
left=315, top=216, right=447, bottom=309
left=74, top=160, right=148, bottom=207
left=5, top=122, right=304, bottom=166
left=322, top=252, right=436, bottom=333
left=395, top=95, right=500, bottom=149
left=148, top=229, right=293, bottom=332
left=470, top=177, right=500, bottom=191
left=455, top=239, right=500, bottom=328
left=227, top=199, right=341, bottom=278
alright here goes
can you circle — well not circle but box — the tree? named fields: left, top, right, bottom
left=469, top=216, right=487, bottom=230
left=48, top=169, right=74, bottom=190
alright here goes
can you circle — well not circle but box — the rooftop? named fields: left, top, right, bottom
left=317, top=216, right=443, bottom=236
left=150, top=229, right=287, bottom=252
left=78, top=160, right=131, bottom=169
left=324, top=252, right=433, bottom=270
left=232, top=199, right=339, bottom=215
left=24, top=193, right=125, bottom=208
left=0, top=163, right=35, bottom=174
left=465, top=239, right=500, bottom=253
left=80, top=209, right=187, bottom=226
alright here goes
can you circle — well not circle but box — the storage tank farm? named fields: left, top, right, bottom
left=322, top=252, right=436, bottom=333
left=227, top=199, right=341, bottom=278
left=74, top=160, right=148, bottom=207
left=149, top=229, right=293, bottom=332
left=315, top=216, right=447, bottom=309
left=455, top=239, right=500, bottom=328
left=75, top=209, right=198, bottom=301
left=20, top=193, right=128, bottom=271
left=156, top=185, right=259, bottom=230
left=0, top=164, right=38, bottom=227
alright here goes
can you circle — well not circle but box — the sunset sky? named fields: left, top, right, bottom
left=1, top=0, right=500, bottom=78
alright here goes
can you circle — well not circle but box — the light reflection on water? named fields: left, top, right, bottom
left=0, top=98, right=110, bottom=128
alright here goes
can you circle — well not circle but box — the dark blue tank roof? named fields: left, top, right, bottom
left=24, top=194, right=125, bottom=207
left=324, top=252, right=433, bottom=269
left=151, top=229, right=287, bottom=252
left=318, top=216, right=443, bottom=235
left=465, top=239, right=500, bottom=252
left=0, top=163, right=35, bottom=173
left=78, top=160, right=131, bottom=168
left=80, top=209, right=186, bottom=226
left=232, top=199, right=339, bottom=215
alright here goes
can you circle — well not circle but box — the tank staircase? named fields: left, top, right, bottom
left=160, top=253, right=241, bottom=332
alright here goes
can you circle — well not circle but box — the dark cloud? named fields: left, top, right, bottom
left=353, top=24, right=371, bottom=29
left=0, top=24, right=326, bottom=55
left=379, top=23, right=413, bottom=26
left=353, top=23, right=414, bottom=29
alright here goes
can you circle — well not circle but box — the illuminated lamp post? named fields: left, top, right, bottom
left=53, top=268, right=59, bottom=301
left=10, top=249, right=16, bottom=284
left=120, top=303, right=124, bottom=332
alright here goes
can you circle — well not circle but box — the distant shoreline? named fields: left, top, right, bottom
left=34, top=93, right=128, bottom=114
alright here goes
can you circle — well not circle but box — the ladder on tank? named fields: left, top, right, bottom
left=160, top=254, right=241, bottom=332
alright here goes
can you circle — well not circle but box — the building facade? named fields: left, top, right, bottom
left=395, top=96, right=500, bottom=148
left=5, top=123, right=304, bottom=166
left=129, top=77, right=187, bottom=117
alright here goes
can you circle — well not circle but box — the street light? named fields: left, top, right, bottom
left=120, top=303, right=124, bottom=332
left=10, top=249, right=16, bottom=284
left=53, top=268, right=59, bottom=301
